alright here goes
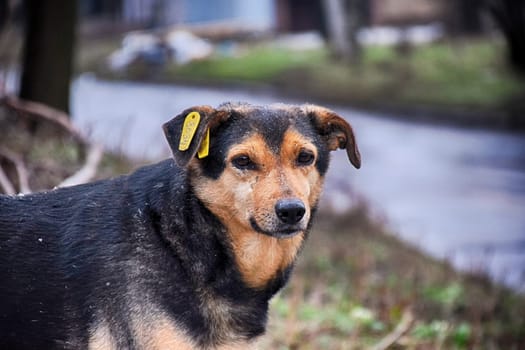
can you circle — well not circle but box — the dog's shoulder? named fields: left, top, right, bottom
left=0, top=159, right=184, bottom=211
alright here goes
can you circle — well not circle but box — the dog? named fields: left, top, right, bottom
left=0, top=102, right=360, bottom=349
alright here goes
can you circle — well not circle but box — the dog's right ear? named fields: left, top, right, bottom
left=163, top=106, right=230, bottom=167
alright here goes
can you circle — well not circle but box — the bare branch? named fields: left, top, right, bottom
left=0, top=148, right=31, bottom=194
left=372, top=308, right=415, bottom=350
left=1, top=95, right=106, bottom=189
left=0, top=164, right=16, bottom=195
left=58, top=143, right=104, bottom=188
left=1, top=95, right=87, bottom=144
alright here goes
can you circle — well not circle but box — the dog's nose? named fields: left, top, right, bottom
left=275, top=199, right=306, bottom=225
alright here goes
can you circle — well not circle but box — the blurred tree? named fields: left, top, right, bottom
left=0, top=0, right=8, bottom=30
left=322, top=0, right=367, bottom=63
left=19, top=0, right=77, bottom=114
left=446, top=0, right=484, bottom=35
left=487, top=0, right=525, bottom=75
left=81, top=0, right=122, bottom=20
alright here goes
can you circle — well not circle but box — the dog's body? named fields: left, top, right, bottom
left=0, top=103, right=360, bottom=349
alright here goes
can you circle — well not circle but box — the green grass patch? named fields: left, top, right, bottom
left=400, top=40, right=523, bottom=107
left=165, top=46, right=326, bottom=83
left=291, top=40, right=525, bottom=109
left=91, top=38, right=525, bottom=118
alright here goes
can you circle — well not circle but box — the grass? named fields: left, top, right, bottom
left=275, top=40, right=524, bottom=110
left=399, top=41, right=523, bottom=107
left=83, top=37, right=525, bottom=126
left=164, top=47, right=326, bottom=83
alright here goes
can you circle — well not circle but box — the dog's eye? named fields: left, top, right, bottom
left=232, top=155, right=256, bottom=170
left=296, top=150, right=315, bottom=166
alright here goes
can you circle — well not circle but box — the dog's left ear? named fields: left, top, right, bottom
left=163, top=106, right=230, bottom=167
left=304, top=104, right=361, bottom=169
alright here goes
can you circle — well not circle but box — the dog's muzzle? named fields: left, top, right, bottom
left=250, top=198, right=307, bottom=239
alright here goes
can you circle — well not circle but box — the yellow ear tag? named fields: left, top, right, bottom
left=178, top=112, right=201, bottom=151
left=197, top=128, right=210, bottom=159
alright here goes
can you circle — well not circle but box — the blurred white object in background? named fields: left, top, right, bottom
left=108, top=32, right=164, bottom=71
left=273, top=31, right=325, bottom=51
left=108, top=29, right=214, bottom=71
left=358, top=22, right=444, bottom=46
left=165, top=30, right=214, bottom=64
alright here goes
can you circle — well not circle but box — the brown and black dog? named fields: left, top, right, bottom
left=0, top=103, right=360, bottom=349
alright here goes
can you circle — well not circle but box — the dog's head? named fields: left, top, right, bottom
left=163, top=103, right=360, bottom=287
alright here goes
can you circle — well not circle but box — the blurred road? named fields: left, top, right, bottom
left=72, top=74, right=525, bottom=290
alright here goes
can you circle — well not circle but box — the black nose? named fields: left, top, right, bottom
left=275, top=199, right=306, bottom=225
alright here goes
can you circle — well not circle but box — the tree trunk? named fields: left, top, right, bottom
left=322, top=0, right=351, bottom=60
left=19, top=0, right=77, bottom=114
left=321, top=0, right=363, bottom=63
left=488, top=0, right=525, bottom=75
left=0, top=0, right=8, bottom=30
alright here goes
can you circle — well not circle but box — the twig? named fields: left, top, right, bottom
left=0, top=148, right=31, bottom=194
left=58, top=143, right=104, bottom=188
left=372, top=308, right=415, bottom=350
left=1, top=95, right=87, bottom=144
left=1, top=95, right=105, bottom=188
left=0, top=164, right=16, bottom=195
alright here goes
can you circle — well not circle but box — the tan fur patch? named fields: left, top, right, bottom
left=228, top=225, right=305, bottom=288
left=88, top=320, right=116, bottom=350
left=280, top=129, right=323, bottom=206
left=191, top=129, right=324, bottom=289
left=216, top=341, right=258, bottom=350
left=131, top=313, right=197, bottom=350
left=147, top=321, right=195, bottom=349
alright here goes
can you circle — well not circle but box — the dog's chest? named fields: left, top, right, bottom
left=88, top=297, right=257, bottom=350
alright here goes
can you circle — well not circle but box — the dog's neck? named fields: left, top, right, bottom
left=156, top=187, right=289, bottom=345
left=222, top=224, right=305, bottom=290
